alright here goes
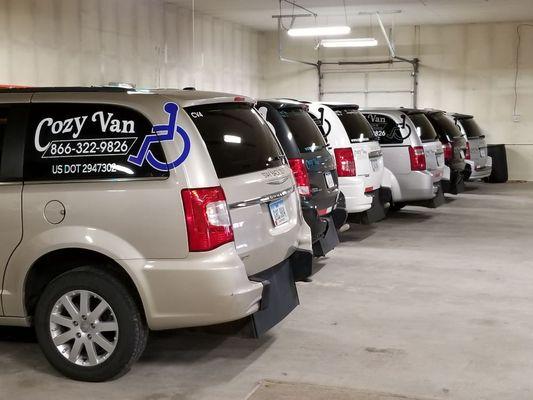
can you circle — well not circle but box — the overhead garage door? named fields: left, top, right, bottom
left=321, top=68, right=415, bottom=108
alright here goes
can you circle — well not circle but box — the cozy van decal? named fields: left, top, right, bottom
left=26, top=103, right=189, bottom=180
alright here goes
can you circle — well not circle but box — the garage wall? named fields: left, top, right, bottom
left=261, top=21, right=533, bottom=181
left=0, top=0, right=263, bottom=96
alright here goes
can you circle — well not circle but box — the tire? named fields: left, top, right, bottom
left=34, top=267, right=148, bottom=382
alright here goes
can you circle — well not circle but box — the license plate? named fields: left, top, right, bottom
left=480, top=148, right=486, bottom=158
left=324, top=171, right=335, bottom=188
left=371, top=159, right=379, bottom=171
left=269, top=198, right=289, bottom=227
left=459, top=150, right=465, bottom=159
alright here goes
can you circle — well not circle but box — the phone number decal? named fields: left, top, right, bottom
left=42, top=138, right=137, bottom=159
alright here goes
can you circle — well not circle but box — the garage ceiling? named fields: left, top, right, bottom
left=170, top=0, right=533, bottom=30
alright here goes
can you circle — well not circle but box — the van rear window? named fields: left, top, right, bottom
left=334, top=108, right=375, bottom=142
left=428, top=112, right=462, bottom=142
left=279, top=108, right=326, bottom=153
left=459, top=118, right=483, bottom=138
left=408, top=113, right=438, bottom=142
left=186, top=103, right=285, bottom=179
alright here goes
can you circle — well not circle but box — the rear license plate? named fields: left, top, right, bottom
left=371, top=158, right=379, bottom=171
left=459, top=150, right=465, bottom=159
left=480, top=148, right=486, bottom=157
left=269, top=198, right=289, bottom=227
left=324, top=171, right=335, bottom=188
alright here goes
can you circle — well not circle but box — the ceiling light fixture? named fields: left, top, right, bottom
left=320, top=38, right=378, bottom=48
left=287, top=25, right=351, bottom=37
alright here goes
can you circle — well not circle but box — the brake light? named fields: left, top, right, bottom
left=409, top=146, right=427, bottom=171
left=465, top=142, right=471, bottom=160
left=442, top=143, right=453, bottom=161
left=288, top=158, right=311, bottom=198
left=334, top=148, right=356, bottom=177
left=181, top=186, right=234, bottom=252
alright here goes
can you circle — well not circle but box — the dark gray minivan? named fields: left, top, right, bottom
left=257, top=99, right=346, bottom=258
left=417, top=109, right=467, bottom=194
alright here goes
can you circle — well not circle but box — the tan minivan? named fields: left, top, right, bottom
left=0, top=87, right=312, bottom=381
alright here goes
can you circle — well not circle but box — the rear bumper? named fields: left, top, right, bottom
left=131, top=243, right=309, bottom=331
left=339, top=176, right=373, bottom=213
left=467, top=158, right=492, bottom=180
left=395, top=171, right=439, bottom=202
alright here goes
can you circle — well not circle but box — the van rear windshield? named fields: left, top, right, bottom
left=279, top=108, right=326, bottom=153
left=186, top=103, right=285, bottom=179
left=334, top=108, right=375, bottom=142
left=459, top=118, right=483, bottom=138
left=408, top=113, right=438, bottom=142
left=429, top=112, right=462, bottom=142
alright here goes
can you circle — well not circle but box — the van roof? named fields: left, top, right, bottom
left=451, top=112, right=474, bottom=120
left=257, top=98, right=306, bottom=110
left=0, top=86, right=255, bottom=105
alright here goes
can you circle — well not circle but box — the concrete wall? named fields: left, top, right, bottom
left=0, top=0, right=263, bottom=96
left=261, top=22, right=533, bottom=181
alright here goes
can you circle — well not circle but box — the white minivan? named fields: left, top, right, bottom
left=307, top=102, right=386, bottom=223
left=361, top=108, right=447, bottom=210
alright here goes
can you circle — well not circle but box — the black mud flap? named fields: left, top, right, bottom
left=331, top=192, right=348, bottom=231
left=463, top=163, right=472, bottom=181
left=312, top=216, right=340, bottom=257
left=248, top=256, right=301, bottom=338
left=442, top=170, right=465, bottom=195
left=349, top=187, right=391, bottom=225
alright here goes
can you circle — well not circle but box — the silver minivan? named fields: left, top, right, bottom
left=361, top=108, right=446, bottom=209
left=0, top=87, right=312, bottom=381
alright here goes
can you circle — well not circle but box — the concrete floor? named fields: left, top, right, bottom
left=0, top=182, right=532, bottom=400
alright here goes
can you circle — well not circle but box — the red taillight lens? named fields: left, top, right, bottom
left=288, top=158, right=311, bottom=198
left=465, top=142, right=471, bottom=160
left=181, top=186, right=234, bottom=252
left=334, top=148, right=356, bottom=177
left=443, top=143, right=453, bottom=161
left=409, top=146, right=427, bottom=171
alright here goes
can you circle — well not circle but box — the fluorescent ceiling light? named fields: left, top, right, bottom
left=287, top=26, right=351, bottom=37
left=320, top=38, right=378, bottom=48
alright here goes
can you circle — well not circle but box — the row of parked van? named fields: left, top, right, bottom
left=0, top=86, right=491, bottom=382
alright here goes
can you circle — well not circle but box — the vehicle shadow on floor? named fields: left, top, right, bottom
left=338, top=223, right=376, bottom=243
left=140, top=327, right=274, bottom=366
left=384, top=209, right=434, bottom=224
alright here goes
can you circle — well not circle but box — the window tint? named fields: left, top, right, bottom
left=0, top=108, right=6, bottom=169
left=459, top=118, right=483, bottom=138
left=334, top=108, right=375, bottom=142
left=279, top=108, right=326, bottom=153
left=428, top=112, right=462, bottom=142
left=186, top=103, right=285, bottom=179
left=25, top=103, right=168, bottom=181
left=364, top=113, right=403, bottom=145
left=409, top=113, right=438, bottom=142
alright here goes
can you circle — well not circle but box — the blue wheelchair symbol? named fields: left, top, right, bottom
left=128, top=102, right=191, bottom=171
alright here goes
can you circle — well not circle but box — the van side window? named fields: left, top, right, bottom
left=363, top=114, right=403, bottom=145
left=24, top=103, right=169, bottom=181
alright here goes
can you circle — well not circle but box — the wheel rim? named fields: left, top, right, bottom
left=49, top=290, right=119, bottom=367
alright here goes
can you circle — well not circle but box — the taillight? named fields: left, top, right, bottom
left=334, top=148, right=356, bottom=177
left=181, top=186, right=234, bottom=252
left=465, top=142, right=471, bottom=160
left=409, top=146, right=427, bottom=171
left=443, top=143, right=453, bottom=161
left=288, top=158, right=311, bottom=198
